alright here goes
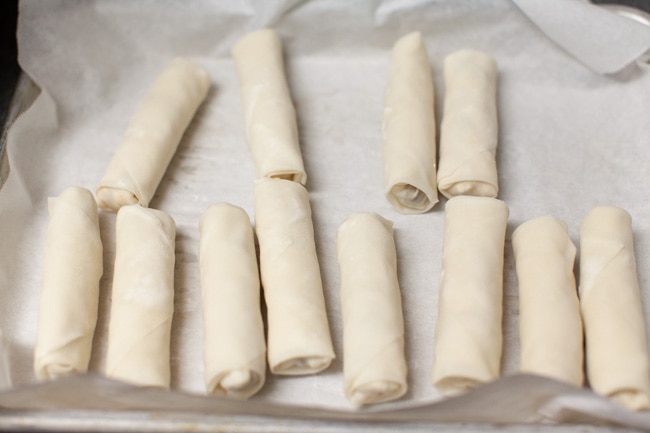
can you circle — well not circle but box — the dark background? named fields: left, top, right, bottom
left=593, top=0, right=650, bottom=11
left=1, top=0, right=19, bottom=129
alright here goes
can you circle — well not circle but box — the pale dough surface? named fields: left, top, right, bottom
left=437, top=50, right=498, bottom=199
left=382, top=32, right=437, bottom=214
left=512, top=215, right=583, bottom=386
left=97, top=57, right=210, bottom=211
left=254, top=178, right=334, bottom=375
left=432, top=196, right=508, bottom=396
left=579, top=206, right=650, bottom=411
left=105, top=205, right=176, bottom=388
left=233, top=29, right=307, bottom=185
left=337, top=212, right=407, bottom=406
left=199, top=203, right=266, bottom=399
left=34, top=186, right=103, bottom=381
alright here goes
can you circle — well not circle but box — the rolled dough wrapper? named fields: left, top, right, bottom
left=432, top=196, right=508, bottom=396
left=579, top=206, right=650, bottom=411
left=105, top=205, right=176, bottom=388
left=34, top=186, right=103, bottom=381
left=382, top=32, right=438, bottom=214
left=512, top=216, right=583, bottom=386
left=97, top=58, right=211, bottom=211
left=254, top=178, right=334, bottom=375
left=199, top=203, right=266, bottom=399
left=337, top=212, right=407, bottom=406
left=232, top=29, right=306, bottom=185
left=437, top=50, right=498, bottom=199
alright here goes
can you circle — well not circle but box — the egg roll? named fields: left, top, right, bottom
left=437, top=50, right=498, bottom=199
left=512, top=216, right=583, bottom=386
left=34, top=186, right=103, bottom=380
left=579, top=206, right=650, bottom=411
left=432, top=196, right=508, bottom=396
left=105, top=205, right=176, bottom=387
left=97, top=58, right=211, bottom=211
left=199, top=203, right=266, bottom=398
left=254, top=177, right=334, bottom=375
left=382, top=32, right=437, bottom=214
left=232, top=29, right=306, bottom=184
left=337, top=212, right=407, bottom=406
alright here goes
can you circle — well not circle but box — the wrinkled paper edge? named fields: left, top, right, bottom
left=0, top=373, right=649, bottom=430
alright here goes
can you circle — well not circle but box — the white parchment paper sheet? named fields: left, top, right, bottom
left=1, top=0, right=650, bottom=425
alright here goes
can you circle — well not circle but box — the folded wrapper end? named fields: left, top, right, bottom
left=348, top=380, right=407, bottom=407
left=434, top=376, right=483, bottom=398
left=207, top=368, right=265, bottom=400
left=610, top=389, right=650, bottom=412
left=267, top=170, right=307, bottom=184
left=37, top=363, right=78, bottom=382
left=438, top=179, right=498, bottom=200
left=96, top=186, right=140, bottom=212
left=386, top=182, right=437, bottom=214
left=271, top=355, right=333, bottom=376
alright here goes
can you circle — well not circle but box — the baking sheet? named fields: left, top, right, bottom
left=1, top=0, right=650, bottom=428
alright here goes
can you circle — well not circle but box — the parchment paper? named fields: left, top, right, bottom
left=1, top=0, right=650, bottom=427
left=513, top=0, right=650, bottom=74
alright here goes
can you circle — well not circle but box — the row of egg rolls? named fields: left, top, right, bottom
left=33, top=29, right=650, bottom=412
left=382, top=33, right=499, bottom=215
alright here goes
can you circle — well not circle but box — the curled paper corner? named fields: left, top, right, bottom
left=512, top=0, right=650, bottom=75
left=601, top=3, right=650, bottom=27
left=600, top=4, right=650, bottom=71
